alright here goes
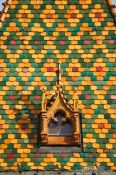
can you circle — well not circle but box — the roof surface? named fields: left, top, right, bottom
left=0, top=0, right=116, bottom=172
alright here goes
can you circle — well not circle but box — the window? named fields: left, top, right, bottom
left=39, top=63, right=81, bottom=147
left=40, top=86, right=81, bottom=146
left=48, top=111, right=73, bottom=145
left=48, top=111, right=72, bottom=136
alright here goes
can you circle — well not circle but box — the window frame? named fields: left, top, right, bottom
left=40, top=86, right=81, bottom=147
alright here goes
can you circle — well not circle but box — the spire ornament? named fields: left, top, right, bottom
left=42, top=86, right=47, bottom=112
left=56, top=61, right=62, bottom=89
left=73, top=87, right=78, bottom=112
left=40, top=63, right=81, bottom=146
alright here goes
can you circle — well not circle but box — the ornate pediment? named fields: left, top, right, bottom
left=40, top=62, right=81, bottom=146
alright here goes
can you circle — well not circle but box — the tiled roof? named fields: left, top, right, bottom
left=0, top=0, right=116, bottom=172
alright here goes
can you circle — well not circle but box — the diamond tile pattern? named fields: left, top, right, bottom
left=0, top=0, right=116, bottom=172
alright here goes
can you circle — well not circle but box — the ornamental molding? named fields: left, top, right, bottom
left=40, top=62, right=81, bottom=146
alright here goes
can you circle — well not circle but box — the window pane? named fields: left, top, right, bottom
left=48, top=113, right=72, bottom=136
left=61, top=123, right=72, bottom=135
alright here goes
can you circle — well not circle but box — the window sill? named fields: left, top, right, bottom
left=38, top=146, right=81, bottom=153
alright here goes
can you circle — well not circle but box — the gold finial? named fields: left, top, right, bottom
left=56, top=61, right=62, bottom=88
left=42, top=86, right=46, bottom=93
left=73, top=87, right=78, bottom=111
left=74, top=87, right=77, bottom=92
left=42, top=86, right=47, bottom=111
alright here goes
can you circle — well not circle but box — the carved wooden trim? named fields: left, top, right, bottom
left=40, top=63, right=81, bottom=146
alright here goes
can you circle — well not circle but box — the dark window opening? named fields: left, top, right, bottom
left=48, top=111, right=72, bottom=136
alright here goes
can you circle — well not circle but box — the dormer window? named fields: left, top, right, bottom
left=48, top=110, right=73, bottom=145
left=40, top=63, right=81, bottom=147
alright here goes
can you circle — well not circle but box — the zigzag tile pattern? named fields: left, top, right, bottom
left=0, top=0, right=116, bottom=171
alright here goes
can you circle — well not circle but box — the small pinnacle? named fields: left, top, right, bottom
left=74, top=87, right=77, bottom=91
left=42, top=86, right=46, bottom=92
